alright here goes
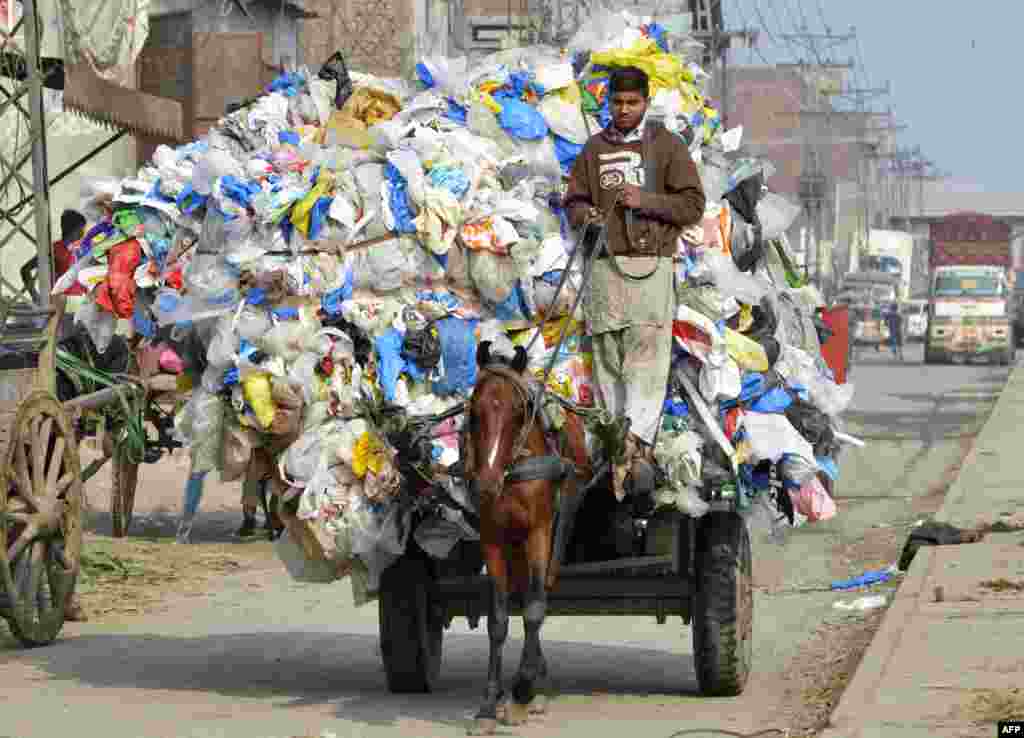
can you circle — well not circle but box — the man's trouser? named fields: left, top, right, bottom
left=591, top=321, right=674, bottom=447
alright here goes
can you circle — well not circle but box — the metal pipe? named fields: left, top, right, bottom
left=22, top=0, right=52, bottom=310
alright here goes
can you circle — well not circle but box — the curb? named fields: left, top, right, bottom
left=818, top=364, right=1020, bottom=738
left=817, top=545, right=934, bottom=738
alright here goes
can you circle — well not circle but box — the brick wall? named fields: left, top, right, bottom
left=300, top=0, right=416, bottom=76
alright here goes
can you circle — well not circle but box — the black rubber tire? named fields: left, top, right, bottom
left=923, top=347, right=941, bottom=365
left=692, top=511, right=753, bottom=697
left=379, top=554, right=443, bottom=693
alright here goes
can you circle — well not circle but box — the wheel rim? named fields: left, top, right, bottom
left=1, top=392, right=83, bottom=645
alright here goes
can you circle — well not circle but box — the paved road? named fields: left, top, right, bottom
left=0, top=343, right=1013, bottom=738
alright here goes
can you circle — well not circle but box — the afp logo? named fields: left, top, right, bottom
left=999, top=720, right=1024, bottom=735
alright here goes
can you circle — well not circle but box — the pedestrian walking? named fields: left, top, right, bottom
left=885, top=301, right=904, bottom=361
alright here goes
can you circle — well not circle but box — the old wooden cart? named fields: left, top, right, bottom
left=1, top=298, right=182, bottom=646
left=375, top=366, right=755, bottom=699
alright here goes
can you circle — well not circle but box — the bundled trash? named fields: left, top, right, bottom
left=59, top=3, right=856, bottom=602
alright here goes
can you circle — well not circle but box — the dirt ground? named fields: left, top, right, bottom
left=73, top=441, right=282, bottom=620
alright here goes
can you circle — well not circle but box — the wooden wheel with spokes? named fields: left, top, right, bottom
left=0, top=391, right=83, bottom=646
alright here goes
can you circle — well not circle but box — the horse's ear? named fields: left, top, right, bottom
left=476, top=340, right=492, bottom=368
left=511, top=345, right=529, bottom=374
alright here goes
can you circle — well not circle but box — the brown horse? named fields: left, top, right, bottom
left=463, top=341, right=588, bottom=733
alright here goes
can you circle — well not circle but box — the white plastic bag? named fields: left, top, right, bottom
left=699, top=246, right=769, bottom=306
left=741, top=412, right=815, bottom=463
left=757, top=192, right=802, bottom=240
left=699, top=357, right=742, bottom=402
left=74, top=300, right=116, bottom=354
left=537, top=95, right=589, bottom=145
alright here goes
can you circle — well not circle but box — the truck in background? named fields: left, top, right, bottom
left=862, top=229, right=914, bottom=301
left=925, top=213, right=1015, bottom=365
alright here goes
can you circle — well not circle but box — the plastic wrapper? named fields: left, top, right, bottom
left=176, top=388, right=225, bottom=473
left=789, top=477, right=837, bottom=522
left=74, top=299, right=116, bottom=354
left=723, top=327, right=769, bottom=372
left=697, top=246, right=768, bottom=306
left=757, top=192, right=801, bottom=240
left=778, top=454, right=819, bottom=489
left=740, top=411, right=815, bottom=464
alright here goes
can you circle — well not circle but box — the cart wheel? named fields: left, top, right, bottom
left=0, top=392, right=83, bottom=647
left=110, top=447, right=139, bottom=538
left=692, top=511, right=753, bottom=697
left=379, top=554, right=443, bottom=693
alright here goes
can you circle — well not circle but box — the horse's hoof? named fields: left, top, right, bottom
left=528, top=695, right=549, bottom=715
left=468, top=718, right=497, bottom=736
left=502, top=700, right=530, bottom=726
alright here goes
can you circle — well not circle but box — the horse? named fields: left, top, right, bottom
left=462, top=340, right=591, bottom=734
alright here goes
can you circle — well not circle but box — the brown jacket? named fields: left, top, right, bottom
left=564, top=122, right=706, bottom=258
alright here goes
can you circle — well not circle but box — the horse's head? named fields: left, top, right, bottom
left=465, top=340, right=532, bottom=499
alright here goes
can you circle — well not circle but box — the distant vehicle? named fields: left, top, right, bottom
left=839, top=271, right=900, bottom=352
left=925, top=213, right=1014, bottom=365
left=903, top=299, right=927, bottom=342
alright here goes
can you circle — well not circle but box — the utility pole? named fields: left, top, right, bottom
left=688, top=0, right=758, bottom=128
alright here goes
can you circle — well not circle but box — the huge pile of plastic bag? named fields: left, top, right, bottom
left=59, top=5, right=854, bottom=603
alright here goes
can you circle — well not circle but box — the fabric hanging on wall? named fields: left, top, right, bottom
left=57, top=0, right=149, bottom=81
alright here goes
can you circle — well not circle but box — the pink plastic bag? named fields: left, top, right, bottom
left=159, top=347, right=185, bottom=374
left=788, top=477, right=837, bottom=522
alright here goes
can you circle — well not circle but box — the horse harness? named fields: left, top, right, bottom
left=465, top=363, right=577, bottom=494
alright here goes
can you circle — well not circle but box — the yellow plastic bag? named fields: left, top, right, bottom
left=352, top=431, right=386, bottom=478
left=590, top=39, right=687, bottom=95
left=724, top=328, right=769, bottom=372
left=291, top=171, right=334, bottom=236
left=335, top=86, right=402, bottom=128
left=242, top=372, right=276, bottom=430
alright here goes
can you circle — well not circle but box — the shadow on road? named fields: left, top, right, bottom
left=2, top=631, right=701, bottom=730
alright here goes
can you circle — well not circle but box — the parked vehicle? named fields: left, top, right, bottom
left=925, top=213, right=1015, bottom=365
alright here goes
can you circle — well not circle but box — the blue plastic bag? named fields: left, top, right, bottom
left=493, top=282, right=530, bottom=322
left=553, top=135, right=584, bottom=174
left=429, top=166, right=470, bottom=198
left=384, top=164, right=418, bottom=234
left=321, top=269, right=354, bottom=315
left=375, top=328, right=407, bottom=403
left=132, top=301, right=155, bottom=339
left=750, top=386, right=793, bottom=413
left=446, top=100, right=468, bottom=125
left=432, top=317, right=479, bottom=397
left=816, top=456, right=839, bottom=481
left=176, top=184, right=208, bottom=215
left=831, top=568, right=893, bottom=591
left=416, top=62, right=435, bottom=88
left=278, top=130, right=300, bottom=145
left=643, top=23, right=669, bottom=52
left=220, top=176, right=262, bottom=209
left=497, top=98, right=549, bottom=141
left=308, top=196, right=333, bottom=240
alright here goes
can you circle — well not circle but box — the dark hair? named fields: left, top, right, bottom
left=608, top=66, right=650, bottom=99
left=60, top=209, right=86, bottom=242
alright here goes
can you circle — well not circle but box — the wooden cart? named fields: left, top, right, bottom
left=1, top=299, right=181, bottom=646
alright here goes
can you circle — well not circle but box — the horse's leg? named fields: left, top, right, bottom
left=527, top=647, right=551, bottom=715
left=471, top=545, right=510, bottom=736
left=507, top=526, right=552, bottom=725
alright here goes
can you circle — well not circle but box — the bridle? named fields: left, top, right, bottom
left=466, top=363, right=576, bottom=496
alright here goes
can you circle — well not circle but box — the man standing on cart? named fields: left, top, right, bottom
left=564, top=66, right=706, bottom=507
